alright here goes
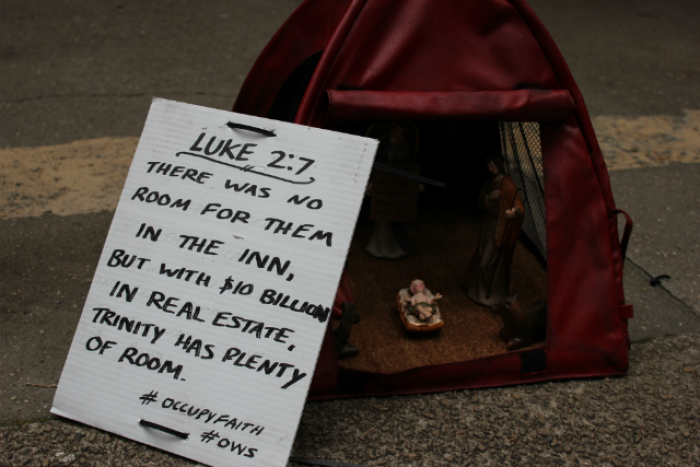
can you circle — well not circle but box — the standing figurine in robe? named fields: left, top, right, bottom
left=364, top=122, right=419, bottom=259
left=466, top=155, right=525, bottom=306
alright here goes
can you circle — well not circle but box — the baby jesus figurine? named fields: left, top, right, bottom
left=396, top=279, right=444, bottom=332
left=405, top=279, right=442, bottom=321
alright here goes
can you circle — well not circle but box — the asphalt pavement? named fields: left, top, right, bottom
left=1, top=1, right=699, bottom=466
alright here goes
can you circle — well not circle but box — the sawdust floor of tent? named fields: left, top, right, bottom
left=339, top=203, right=547, bottom=375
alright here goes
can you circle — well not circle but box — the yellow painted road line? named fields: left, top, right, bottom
left=1, top=137, right=138, bottom=218
left=1, top=111, right=698, bottom=219
left=594, top=109, right=700, bottom=171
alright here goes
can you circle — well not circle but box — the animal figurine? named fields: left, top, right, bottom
left=490, top=296, right=546, bottom=351
left=334, top=302, right=361, bottom=359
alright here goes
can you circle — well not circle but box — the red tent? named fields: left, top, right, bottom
left=234, top=0, right=633, bottom=398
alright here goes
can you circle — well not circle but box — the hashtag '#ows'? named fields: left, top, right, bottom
left=200, top=430, right=220, bottom=443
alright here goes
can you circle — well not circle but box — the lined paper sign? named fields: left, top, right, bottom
left=52, top=99, right=377, bottom=467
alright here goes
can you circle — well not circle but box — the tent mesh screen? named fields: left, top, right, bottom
left=499, top=121, right=547, bottom=259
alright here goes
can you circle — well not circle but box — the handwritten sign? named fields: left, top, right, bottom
left=51, top=99, right=378, bottom=467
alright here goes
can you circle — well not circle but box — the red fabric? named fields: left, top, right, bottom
left=325, top=89, right=575, bottom=123
left=234, top=0, right=631, bottom=399
left=509, top=0, right=628, bottom=311
left=233, top=0, right=351, bottom=118
left=619, top=305, right=634, bottom=320
left=297, top=0, right=560, bottom=126
left=540, top=118, right=624, bottom=355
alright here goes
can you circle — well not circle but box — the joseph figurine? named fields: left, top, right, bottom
left=466, top=155, right=524, bottom=306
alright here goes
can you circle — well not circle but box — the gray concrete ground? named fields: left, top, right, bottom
left=1, top=0, right=699, bottom=466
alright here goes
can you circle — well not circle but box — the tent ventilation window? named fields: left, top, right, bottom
left=500, top=121, right=546, bottom=259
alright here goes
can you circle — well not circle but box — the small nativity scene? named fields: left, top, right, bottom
left=331, top=119, right=549, bottom=376
left=234, top=0, right=634, bottom=397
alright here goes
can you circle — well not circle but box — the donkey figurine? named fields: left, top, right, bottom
left=491, top=296, right=547, bottom=351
